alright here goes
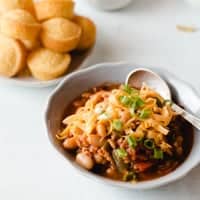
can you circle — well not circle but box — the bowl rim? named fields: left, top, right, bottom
left=44, top=61, right=200, bottom=190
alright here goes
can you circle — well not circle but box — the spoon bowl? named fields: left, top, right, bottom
left=126, top=67, right=200, bottom=131
left=126, top=68, right=171, bottom=99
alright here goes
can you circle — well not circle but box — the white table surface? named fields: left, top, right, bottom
left=1, top=0, right=200, bottom=199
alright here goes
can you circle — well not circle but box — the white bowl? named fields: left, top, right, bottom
left=45, top=62, right=200, bottom=190
left=86, top=0, right=132, bottom=11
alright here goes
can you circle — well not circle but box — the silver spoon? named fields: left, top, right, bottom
left=126, top=68, right=200, bottom=130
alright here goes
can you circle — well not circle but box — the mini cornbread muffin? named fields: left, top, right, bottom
left=40, top=18, right=81, bottom=53
left=0, top=0, right=35, bottom=16
left=73, top=15, right=96, bottom=50
left=0, top=34, right=26, bottom=77
left=21, top=39, right=40, bottom=51
left=0, top=0, right=96, bottom=81
left=0, top=9, right=40, bottom=41
left=35, top=0, right=74, bottom=21
left=27, top=48, right=71, bottom=80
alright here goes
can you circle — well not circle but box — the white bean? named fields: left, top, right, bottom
left=76, top=153, right=94, bottom=170
left=88, top=134, right=102, bottom=147
left=120, top=111, right=130, bottom=122
left=94, top=154, right=104, bottom=164
left=106, top=167, right=117, bottom=178
left=96, top=123, right=107, bottom=137
left=63, top=137, right=77, bottom=149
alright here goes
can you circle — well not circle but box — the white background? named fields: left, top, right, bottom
left=1, top=0, right=200, bottom=199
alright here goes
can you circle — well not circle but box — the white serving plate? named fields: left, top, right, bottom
left=45, top=62, right=200, bottom=190
left=0, top=49, right=92, bottom=88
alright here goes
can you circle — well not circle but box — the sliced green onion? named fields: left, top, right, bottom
left=163, top=99, right=173, bottom=106
left=116, top=148, right=127, bottom=158
left=129, top=97, right=144, bottom=115
left=123, top=171, right=137, bottom=181
left=127, top=135, right=137, bottom=148
left=122, top=84, right=132, bottom=94
left=122, top=84, right=139, bottom=95
left=144, top=139, right=155, bottom=149
left=153, top=149, right=164, bottom=159
left=112, top=150, right=127, bottom=172
left=136, top=137, right=144, bottom=142
left=112, top=120, right=123, bottom=131
left=130, top=102, right=136, bottom=115
left=119, top=96, right=132, bottom=106
left=139, top=109, right=151, bottom=119
left=134, top=97, right=145, bottom=108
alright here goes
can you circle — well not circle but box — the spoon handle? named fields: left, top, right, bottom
left=172, top=103, right=200, bottom=130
